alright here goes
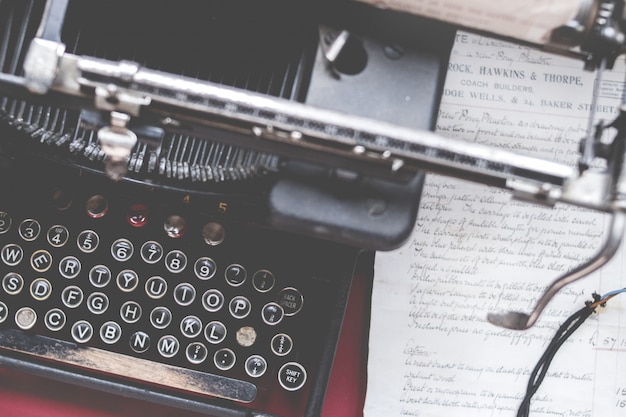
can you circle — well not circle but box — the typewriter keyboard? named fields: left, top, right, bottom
left=0, top=168, right=357, bottom=417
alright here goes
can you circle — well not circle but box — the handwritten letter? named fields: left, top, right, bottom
left=365, top=32, right=626, bottom=417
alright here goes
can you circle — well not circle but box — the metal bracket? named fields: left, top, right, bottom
left=488, top=211, right=626, bottom=330
left=23, top=38, right=65, bottom=94
left=94, top=82, right=150, bottom=117
left=319, top=28, right=351, bottom=78
left=97, top=112, right=137, bottom=181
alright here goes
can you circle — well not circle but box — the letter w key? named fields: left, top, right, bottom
left=1, top=244, right=23, bottom=266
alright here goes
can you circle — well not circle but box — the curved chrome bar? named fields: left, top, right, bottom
left=487, top=211, right=626, bottom=330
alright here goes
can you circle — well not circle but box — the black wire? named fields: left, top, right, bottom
left=516, top=296, right=600, bottom=417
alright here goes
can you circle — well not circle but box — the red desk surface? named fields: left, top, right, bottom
left=0, top=271, right=370, bottom=417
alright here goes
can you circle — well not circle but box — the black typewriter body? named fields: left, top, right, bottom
left=0, top=1, right=454, bottom=416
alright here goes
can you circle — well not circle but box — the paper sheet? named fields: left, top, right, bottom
left=365, top=32, right=626, bottom=417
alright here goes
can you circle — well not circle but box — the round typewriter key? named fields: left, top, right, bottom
left=194, top=257, right=217, bottom=280
left=261, top=302, right=284, bottom=326
left=130, top=331, right=151, bottom=353
left=186, top=342, right=208, bottom=364
left=277, top=287, right=304, bottom=316
left=100, top=321, right=122, bottom=344
left=225, top=264, right=247, bottom=286
left=173, top=283, right=196, bottom=306
left=202, top=222, right=225, bottom=246
left=59, top=256, right=81, bottom=279
left=229, top=296, right=251, bottom=319
left=0, top=302, right=7, bottom=323
left=30, top=278, right=52, bottom=301
left=77, top=230, right=100, bottom=253
left=145, top=276, right=167, bottom=299
left=30, top=249, right=52, bottom=273
left=126, top=203, right=149, bottom=227
left=2, top=272, right=24, bottom=295
left=165, top=250, right=187, bottom=273
left=204, top=321, right=227, bottom=344
left=15, top=307, right=37, bottom=330
left=120, top=301, right=142, bottom=324
left=47, top=225, right=69, bottom=247
left=158, top=335, right=180, bottom=358
left=61, top=285, right=84, bottom=308
left=0, top=212, right=12, bottom=234
left=140, top=241, right=163, bottom=264
left=164, top=215, right=186, bottom=238
left=253, top=270, right=275, bottom=292
left=111, top=238, right=134, bottom=261
left=271, top=333, right=293, bottom=356
left=87, top=292, right=109, bottom=315
left=89, top=265, right=112, bottom=288
left=116, top=269, right=139, bottom=292
left=245, top=355, right=267, bottom=378
left=180, top=315, right=203, bottom=338
left=19, top=219, right=41, bottom=241
left=214, top=348, right=236, bottom=371
left=278, top=362, right=307, bottom=391
left=202, top=289, right=224, bottom=312
left=236, top=326, right=257, bottom=347
left=1, top=243, right=23, bottom=266
left=150, top=306, right=172, bottom=329
left=44, top=308, right=66, bottom=331
left=86, top=195, right=108, bottom=218
left=71, top=320, right=94, bottom=343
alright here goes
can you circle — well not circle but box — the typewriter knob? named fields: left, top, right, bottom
left=127, top=203, right=149, bottom=228
left=164, top=215, right=186, bottom=238
left=202, top=222, right=225, bottom=246
left=85, top=195, right=109, bottom=218
left=51, top=187, right=72, bottom=211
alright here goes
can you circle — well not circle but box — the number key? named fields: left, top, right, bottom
left=77, top=230, right=99, bottom=253
left=111, top=238, right=134, bottom=262
left=0, top=212, right=12, bottom=234
left=194, top=257, right=217, bottom=280
left=165, top=250, right=187, bottom=273
left=47, top=225, right=69, bottom=247
left=19, top=219, right=41, bottom=241
left=141, top=241, right=163, bottom=264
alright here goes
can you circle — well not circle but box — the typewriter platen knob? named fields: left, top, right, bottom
left=164, top=215, right=186, bottom=238
left=202, top=222, right=225, bottom=246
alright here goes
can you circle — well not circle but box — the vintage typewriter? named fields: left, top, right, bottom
left=1, top=0, right=626, bottom=416
left=0, top=1, right=456, bottom=416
